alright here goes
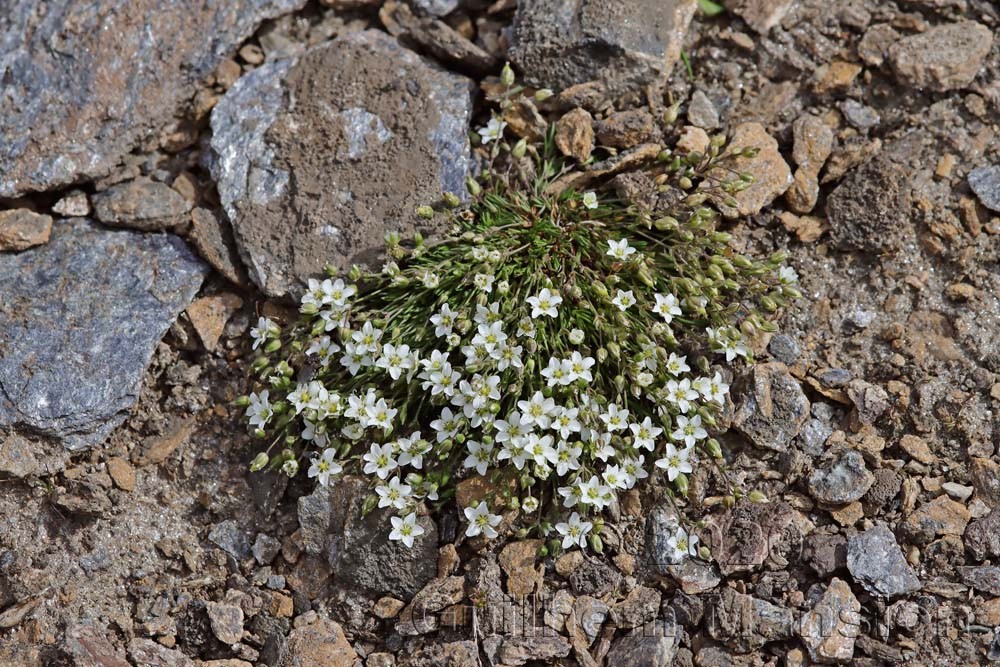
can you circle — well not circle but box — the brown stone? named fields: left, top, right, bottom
left=136, top=417, right=196, bottom=466
left=798, top=578, right=860, bottom=663
left=675, top=125, right=710, bottom=155
left=499, top=540, right=543, bottom=596
left=92, top=177, right=193, bottom=232
left=373, top=596, right=405, bottom=619
left=555, top=550, right=585, bottom=578
left=206, top=601, right=244, bottom=645
left=829, top=501, right=864, bottom=527
left=888, top=20, right=994, bottom=92
left=976, top=598, right=1000, bottom=626
left=899, top=434, right=936, bottom=464
left=0, top=209, right=52, bottom=252
left=779, top=212, right=828, bottom=242
left=106, top=457, right=136, bottom=492
left=269, top=592, right=294, bottom=618
left=188, top=208, right=249, bottom=288
left=730, top=0, right=795, bottom=34
left=286, top=617, right=357, bottom=667
left=554, top=108, right=595, bottom=163
left=709, top=122, right=792, bottom=218
left=971, top=457, right=1000, bottom=508
left=595, top=109, right=657, bottom=149
left=903, top=495, right=971, bottom=544
left=185, top=294, right=243, bottom=352
left=813, top=61, right=862, bottom=96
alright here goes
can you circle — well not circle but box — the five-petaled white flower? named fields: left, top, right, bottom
left=667, top=525, right=699, bottom=562
left=307, top=448, right=342, bottom=487
left=246, top=390, right=272, bottom=428
left=250, top=317, right=277, bottom=350
left=653, top=293, right=682, bottom=323
left=464, top=501, right=503, bottom=539
left=526, top=288, right=562, bottom=319
left=582, top=191, right=598, bottom=209
left=672, top=414, right=708, bottom=447
left=389, top=512, right=425, bottom=548
left=655, top=442, right=694, bottom=481
left=606, top=238, right=637, bottom=261
left=556, top=512, right=593, bottom=549
left=629, top=416, right=662, bottom=451
left=612, top=289, right=636, bottom=311
left=363, top=443, right=399, bottom=479
left=376, top=476, right=413, bottom=510
left=478, top=117, right=507, bottom=144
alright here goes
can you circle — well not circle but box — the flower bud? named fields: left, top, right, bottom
left=235, top=395, right=251, bottom=408
left=588, top=534, right=604, bottom=553
left=443, top=191, right=461, bottom=208
left=264, top=339, right=282, bottom=353
left=466, top=176, right=482, bottom=197
left=500, top=62, right=515, bottom=86
left=512, top=137, right=527, bottom=159
left=253, top=428, right=267, bottom=439
left=749, top=490, right=769, bottom=503
left=416, top=205, right=434, bottom=219
left=699, top=545, right=712, bottom=560
left=249, top=452, right=269, bottom=471
left=534, top=88, right=554, bottom=101
left=674, top=473, right=689, bottom=497
left=281, top=459, right=299, bottom=477
left=663, top=101, right=681, bottom=125
left=705, top=438, right=723, bottom=459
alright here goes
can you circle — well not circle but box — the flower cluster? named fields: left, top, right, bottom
left=242, top=69, right=797, bottom=558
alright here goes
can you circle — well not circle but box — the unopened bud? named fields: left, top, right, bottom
left=416, top=205, right=434, bottom=219
left=748, top=490, right=769, bottom=503
left=663, top=101, right=681, bottom=125
left=466, top=176, right=482, bottom=197
left=512, top=137, right=527, bottom=159
left=588, top=534, right=604, bottom=553
left=534, top=88, right=553, bottom=102
left=249, top=452, right=269, bottom=471
left=674, top=473, right=689, bottom=497
left=500, top=62, right=515, bottom=86
left=443, top=191, right=461, bottom=208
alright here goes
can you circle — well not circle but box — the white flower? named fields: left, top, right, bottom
left=621, top=455, right=649, bottom=488
left=612, top=289, right=636, bottom=311
left=250, top=317, right=276, bottom=350
left=518, top=391, right=556, bottom=428
left=339, top=341, right=370, bottom=376
left=246, top=390, right=272, bottom=428
left=474, top=273, right=495, bottom=293
left=376, top=343, right=414, bottom=380
left=600, top=403, right=629, bottom=431
left=363, top=443, right=399, bottom=479
left=389, top=512, right=425, bottom=548
left=568, top=328, right=585, bottom=344
left=541, top=357, right=572, bottom=387
left=478, top=117, right=507, bottom=144
left=305, top=335, right=340, bottom=365
left=694, top=371, right=729, bottom=404
left=606, top=238, right=636, bottom=261
left=472, top=321, right=507, bottom=352
left=301, top=417, right=329, bottom=446
left=430, top=407, right=461, bottom=442
left=707, top=326, right=749, bottom=362
left=577, top=475, right=613, bottom=509
left=672, top=414, right=708, bottom=447
left=522, top=496, right=540, bottom=513
left=652, top=293, right=682, bottom=323
left=307, top=448, right=342, bottom=487
left=664, top=352, right=690, bottom=376
left=554, top=441, right=583, bottom=476
left=667, top=526, right=699, bottom=561
left=556, top=512, right=593, bottom=549
left=558, top=484, right=581, bottom=508
left=464, top=440, right=494, bottom=476
left=352, top=322, right=384, bottom=356
left=664, top=378, right=699, bottom=413
left=376, top=476, right=413, bottom=510
left=566, top=351, right=595, bottom=384
left=526, top=287, right=562, bottom=319
left=492, top=342, right=524, bottom=371
left=525, top=432, right=557, bottom=469
left=582, top=191, right=598, bottom=209
left=427, top=365, right=460, bottom=397
left=464, top=501, right=502, bottom=539
left=430, top=303, right=458, bottom=338
left=365, top=397, right=397, bottom=430
left=550, top=406, right=582, bottom=440
left=474, top=302, right=502, bottom=325
left=655, top=442, right=694, bottom=481
left=494, top=411, right=531, bottom=446
left=629, top=416, right=662, bottom=451
left=779, top=266, right=798, bottom=285
left=603, top=464, right=628, bottom=489
left=397, top=432, right=429, bottom=469
left=497, top=439, right=529, bottom=470
left=420, top=271, right=440, bottom=288
left=516, top=317, right=536, bottom=339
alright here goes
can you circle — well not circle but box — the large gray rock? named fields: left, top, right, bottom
left=297, top=477, right=438, bottom=599
left=0, top=219, right=206, bottom=449
left=847, top=524, right=921, bottom=598
left=210, top=29, right=474, bottom=297
left=969, top=165, right=1000, bottom=213
left=888, top=20, right=993, bottom=92
left=509, top=0, right=698, bottom=98
left=0, top=0, right=306, bottom=198
left=731, top=362, right=810, bottom=452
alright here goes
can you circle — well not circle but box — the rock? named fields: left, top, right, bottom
left=188, top=208, right=249, bottom=288
left=208, top=520, right=253, bottom=562
left=0, top=0, right=306, bottom=198
left=595, top=109, right=657, bottom=149
left=804, top=532, right=848, bottom=577
left=812, top=61, right=862, bottom=96
left=826, top=153, right=912, bottom=252
left=63, top=623, right=130, bottom=667
left=554, top=108, right=595, bottom=162
left=381, top=2, right=499, bottom=75
left=847, top=524, right=921, bottom=598
left=106, top=457, right=136, bottom=492
left=410, top=0, right=459, bottom=16
left=610, top=586, right=661, bottom=629
left=509, top=0, right=698, bottom=98
left=903, top=495, right=971, bottom=545
left=570, top=595, right=609, bottom=645
left=864, top=469, right=902, bottom=513
left=710, top=122, right=792, bottom=218
left=398, top=640, right=479, bottom=667
left=0, top=219, right=205, bottom=448
left=968, top=165, right=1000, bottom=213
left=730, top=0, right=796, bottom=34
left=709, top=500, right=806, bottom=576
left=888, top=21, right=993, bottom=92
left=0, top=209, right=52, bottom=251
left=498, top=635, right=571, bottom=665
left=798, top=578, right=860, bottom=663
left=127, top=638, right=196, bottom=667
left=605, top=622, right=679, bottom=666
left=687, top=90, right=720, bottom=130
left=253, top=533, right=282, bottom=565
left=959, top=566, right=1000, bottom=596
left=706, top=587, right=793, bottom=652
left=185, top=294, right=243, bottom=352
left=965, top=511, right=1000, bottom=561
left=499, top=540, right=543, bottom=596
left=92, top=178, right=192, bottom=231
left=768, top=334, right=800, bottom=364
left=136, top=416, right=196, bottom=466
left=971, top=457, right=1000, bottom=508
left=858, top=23, right=900, bottom=67
left=555, top=550, right=585, bottom=577
left=942, top=482, right=974, bottom=502
left=786, top=116, right=833, bottom=214
left=569, top=557, right=622, bottom=597
left=899, top=434, right=935, bottom=464
left=676, top=126, right=711, bottom=155
left=0, top=433, right=39, bottom=478
left=206, top=602, right=244, bottom=645
left=52, top=191, right=90, bottom=218
left=397, top=576, right=465, bottom=635
left=668, top=558, right=722, bottom=594
left=731, top=363, right=810, bottom=452
left=210, top=30, right=473, bottom=298
left=647, top=507, right=681, bottom=573
left=846, top=380, right=889, bottom=427
left=808, top=450, right=874, bottom=505
left=286, top=617, right=357, bottom=667
left=839, top=100, right=880, bottom=131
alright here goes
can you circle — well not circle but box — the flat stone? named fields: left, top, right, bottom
left=63, top=623, right=130, bottom=667
left=899, top=434, right=935, bottom=464
left=732, top=363, right=810, bottom=452
left=208, top=520, right=253, bottom=561
left=709, top=500, right=806, bottom=576
left=971, top=457, right=1000, bottom=508
left=52, top=191, right=91, bottom=218
left=285, top=617, right=357, bottom=667
left=0, top=432, right=39, bottom=478
left=509, top=0, right=698, bottom=98
left=847, top=524, right=921, bottom=598
left=903, top=495, right=971, bottom=545
left=0, top=209, right=52, bottom=251
left=826, top=152, right=912, bottom=252
left=965, top=511, right=1000, bottom=561
left=706, top=587, right=793, bottom=652
left=968, top=165, right=1000, bottom=213
left=687, top=90, right=720, bottom=130
left=959, top=566, right=1000, bottom=597
left=185, top=294, right=243, bottom=352
left=499, top=540, right=543, bottom=596
left=730, top=0, right=796, bottom=35
left=610, top=586, right=661, bottom=630
left=498, top=634, right=571, bottom=665
left=106, top=457, right=136, bottom=492
left=0, top=219, right=206, bottom=448
left=0, top=0, right=306, bottom=198
left=210, top=30, right=473, bottom=297
left=188, top=208, right=249, bottom=288
left=554, top=108, right=595, bottom=163
left=786, top=115, right=833, bottom=214
left=206, top=602, right=244, bottom=645
left=397, top=641, right=479, bottom=667
left=595, top=109, right=657, bottom=149
left=888, top=20, right=993, bottom=92
left=92, top=178, right=192, bottom=232
left=127, top=638, right=196, bottom=667
left=573, top=595, right=610, bottom=643
left=605, top=622, right=679, bottom=666
left=709, top=122, right=792, bottom=218
left=798, top=578, right=860, bottom=663
left=808, top=450, right=875, bottom=505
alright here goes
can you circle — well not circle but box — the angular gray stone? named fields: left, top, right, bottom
left=826, top=152, right=913, bottom=252
left=888, top=20, right=993, bottom=92
left=509, top=0, right=698, bottom=98
left=606, top=621, right=680, bottom=667
left=210, top=29, right=474, bottom=297
left=647, top=507, right=682, bottom=574
left=847, top=524, right=921, bottom=598
left=808, top=450, right=875, bottom=505
left=705, top=587, right=793, bottom=652
left=959, top=566, right=1000, bottom=597
left=128, top=638, right=196, bottom=667
left=92, top=178, right=192, bottom=232
left=731, top=362, right=810, bottom=452
left=208, top=520, right=253, bottom=561
left=0, top=0, right=306, bottom=198
left=969, top=165, right=1000, bottom=213
left=0, top=219, right=206, bottom=449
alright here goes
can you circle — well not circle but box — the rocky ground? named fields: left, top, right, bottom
left=1, top=0, right=1000, bottom=665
